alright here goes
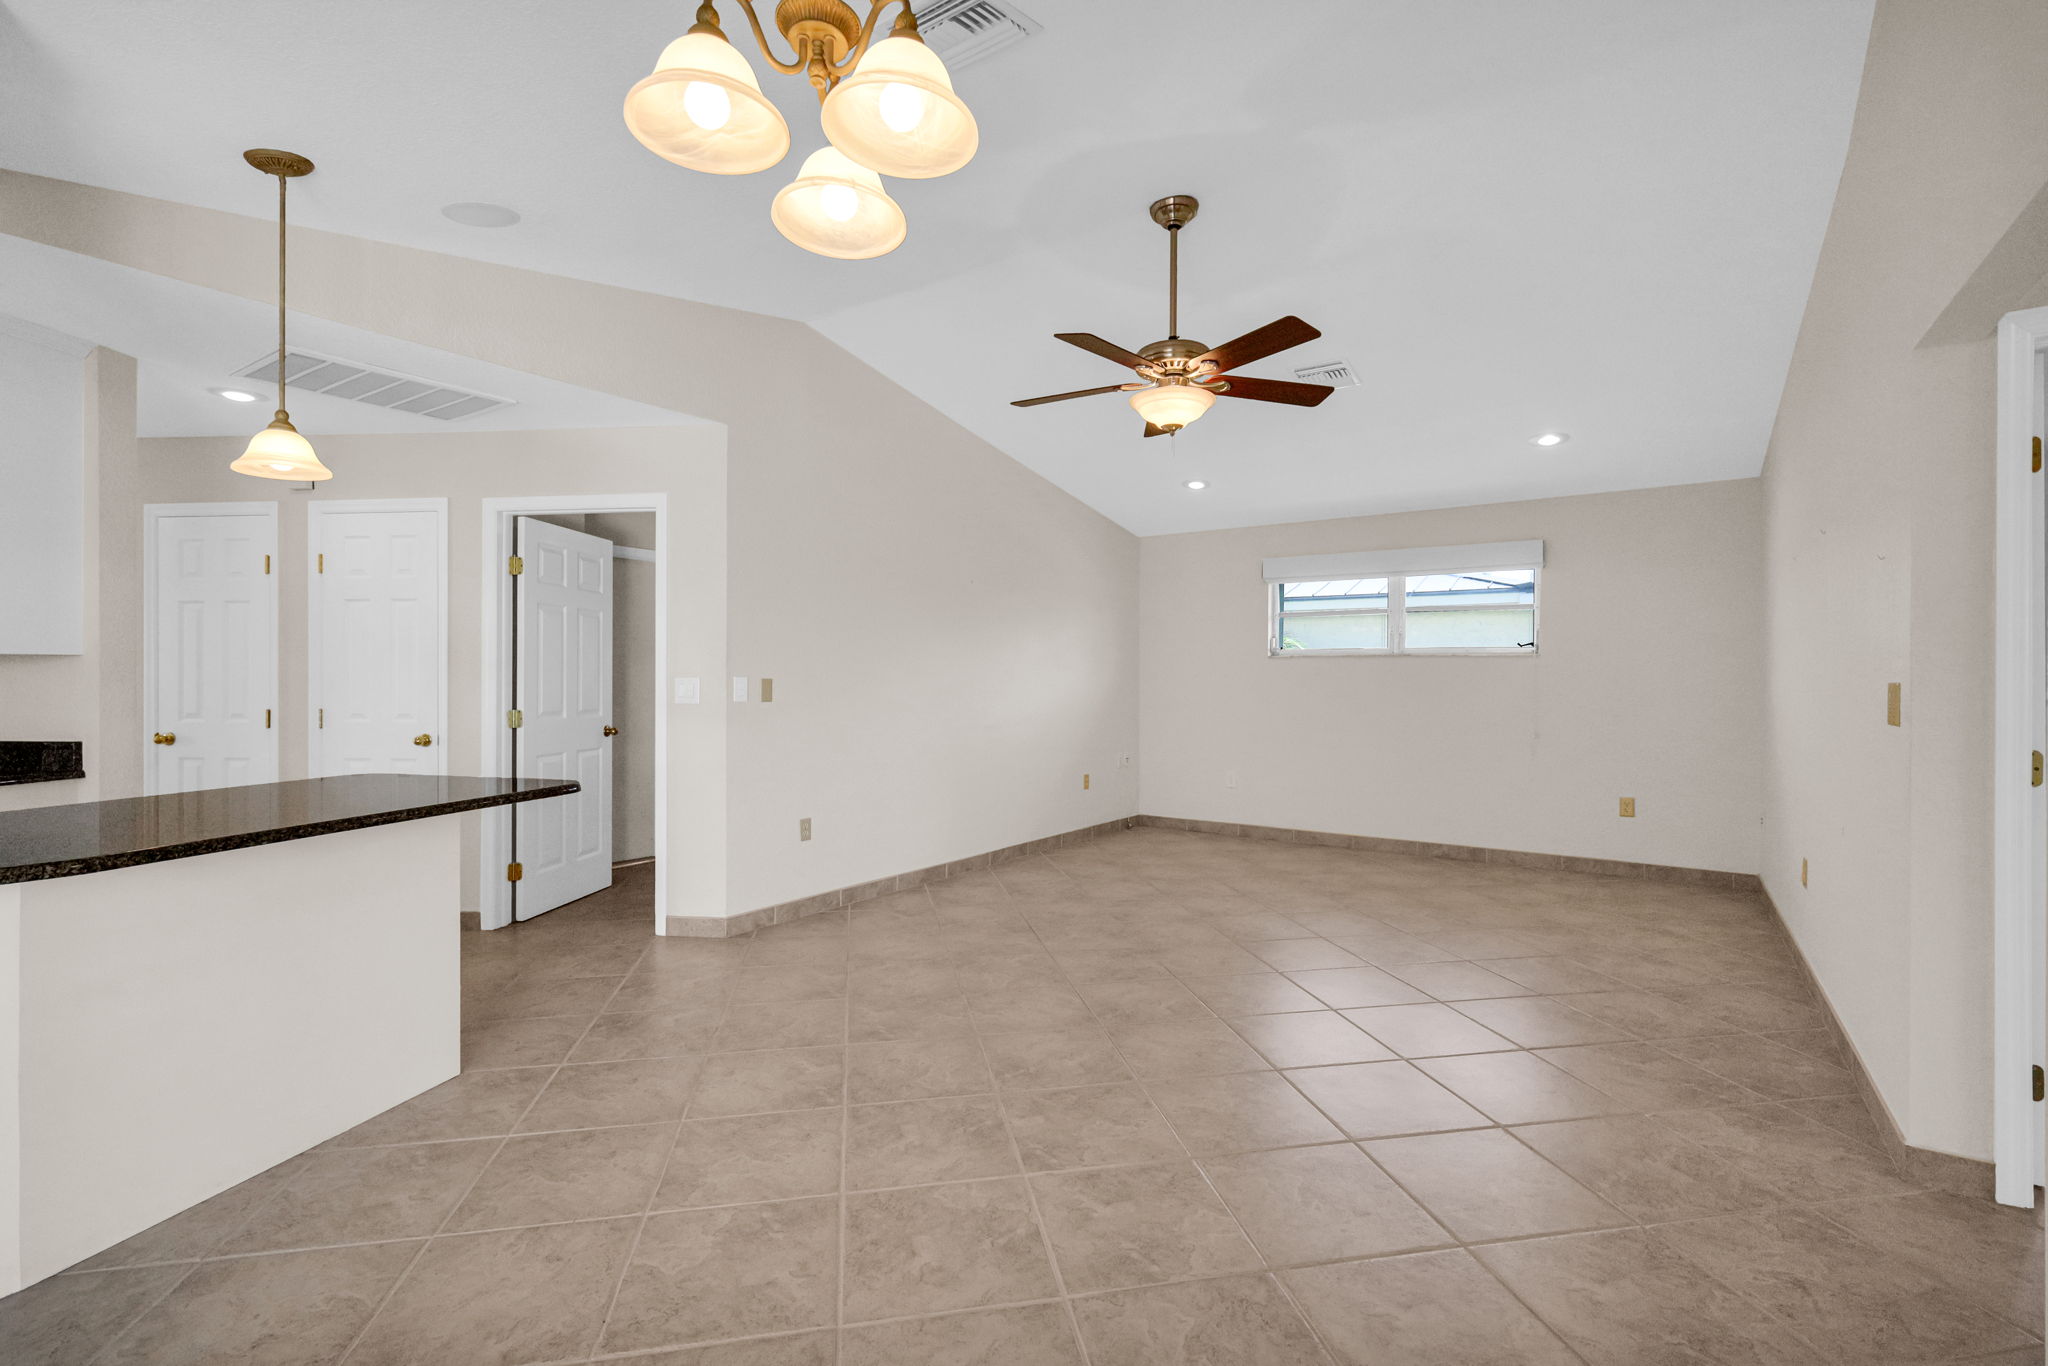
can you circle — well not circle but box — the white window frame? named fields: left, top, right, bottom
left=1268, top=565, right=1541, bottom=658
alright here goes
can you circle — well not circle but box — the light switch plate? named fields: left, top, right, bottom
left=673, top=677, right=699, bottom=704
left=732, top=677, right=749, bottom=703
left=800, top=817, right=811, bottom=842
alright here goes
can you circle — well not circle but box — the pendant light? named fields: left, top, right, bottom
left=230, top=150, right=332, bottom=483
left=624, top=5, right=790, bottom=175
left=770, top=146, right=906, bottom=259
left=820, top=12, right=977, bottom=179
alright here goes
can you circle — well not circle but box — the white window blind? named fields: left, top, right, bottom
left=1261, top=539, right=1545, bottom=583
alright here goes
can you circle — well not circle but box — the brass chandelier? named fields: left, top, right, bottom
left=624, top=1, right=978, bottom=259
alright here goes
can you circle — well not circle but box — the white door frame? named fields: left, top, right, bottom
left=478, top=495, right=668, bottom=933
left=140, top=502, right=279, bottom=795
left=305, top=499, right=450, bottom=777
left=1993, top=303, right=2048, bottom=1207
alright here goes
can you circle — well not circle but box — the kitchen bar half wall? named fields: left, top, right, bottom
left=0, top=774, right=577, bottom=1293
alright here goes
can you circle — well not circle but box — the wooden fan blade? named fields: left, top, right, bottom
left=1215, top=376, right=1335, bottom=407
left=1196, top=316, right=1321, bottom=373
left=1056, top=333, right=1149, bottom=369
left=1143, top=422, right=1169, bottom=438
left=1011, top=385, right=1128, bottom=408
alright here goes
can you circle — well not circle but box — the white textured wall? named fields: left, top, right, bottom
left=0, top=326, right=84, bottom=656
left=1140, top=480, right=1763, bottom=875
left=1760, top=0, right=2048, bottom=1161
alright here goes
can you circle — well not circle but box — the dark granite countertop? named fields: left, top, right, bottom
left=0, top=774, right=579, bottom=885
left=0, top=741, right=84, bottom=787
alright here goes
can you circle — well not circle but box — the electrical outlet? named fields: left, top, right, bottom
left=799, top=817, right=811, bottom=842
left=1083, top=773, right=1091, bottom=790
left=1618, top=797, right=1636, bottom=818
left=673, top=677, right=700, bottom=704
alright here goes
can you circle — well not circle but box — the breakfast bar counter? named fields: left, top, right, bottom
left=0, top=774, right=578, bottom=1292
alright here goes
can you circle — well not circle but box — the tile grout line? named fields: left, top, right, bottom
left=335, top=927, right=661, bottom=1366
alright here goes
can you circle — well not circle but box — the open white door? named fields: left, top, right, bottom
left=1994, top=307, right=2048, bottom=1207
left=309, top=503, right=447, bottom=776
left=144, top=505, right=278, bottom=794
left=513, top=517, right=613, bottom=919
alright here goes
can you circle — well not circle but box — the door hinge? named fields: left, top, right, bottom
left=2034, top=436, right=2042, bottom=474
left=2034, top=1065, right=2043, bottom=1103
left=2034, top=751, right=2043, bottom=788
left=316, top=553, right=325, bottom=573
left=507, top=709, right=524, bottom=729
left=318, top=707, right=324, bottom=730
left=508, top=554, right=524, bottom=575
left=265, top=708, right=272, bottom=730
left=506, top=861, right=523, bottom=883
left=263, top=553, right=272, bottom=575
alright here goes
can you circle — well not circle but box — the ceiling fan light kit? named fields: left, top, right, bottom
left=624, top=1, right=977, bottom=258
left=1013, top=195, right=1337, bottom=436
left=229, top=148, right=333, bottom=483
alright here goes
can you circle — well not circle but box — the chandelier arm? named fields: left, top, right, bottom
left=727, top=0, right=809, bottom=74
left=825, top=1, right=909, bottom=77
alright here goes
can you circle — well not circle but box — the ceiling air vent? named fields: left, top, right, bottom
left=1292, top=359, right=1359, bottom=389
left=233, top=349, right=514, bottom=422
left=912, top=0, right=1040, bottom=68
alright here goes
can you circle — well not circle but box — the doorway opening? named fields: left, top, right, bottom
left=479, top=494, right=668, bottom=934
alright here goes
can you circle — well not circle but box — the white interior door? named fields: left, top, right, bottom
left=514, top=517, right=613, bottom=919
left=146, top=507, right=277, bottom=794
left=311, top=506, right=446, bottom=776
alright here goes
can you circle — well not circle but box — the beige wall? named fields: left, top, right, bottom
left=0, top=170, right=1140, bottom=924
left=1140, top=480, right=1763, bottom=875
left=1760, top=0, right=2048, bottom=1162
left=0, top=347, right=139, bottom=814
left=134, top=428, right=730, bottom=919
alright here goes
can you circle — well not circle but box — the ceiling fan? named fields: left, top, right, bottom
left=1012, top=195, right=1335, bottom=437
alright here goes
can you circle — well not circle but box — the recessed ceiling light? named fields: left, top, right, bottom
left=1184, top=480, right=1207, bottom=490
left=441, top=202, right=521, bottom=228
left=213, top=388, right=259, bottom=402
left=1530, top=432, right=1569, bottom=447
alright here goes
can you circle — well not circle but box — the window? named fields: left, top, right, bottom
left=1265, top=541, right=1542, bottom=656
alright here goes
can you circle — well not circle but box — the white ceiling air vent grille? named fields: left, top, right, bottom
left=911, top=0, right=1040, bottom=68
left=1292, top=360, right=1360, bottom=389
left=233, top=349, right=514, bottom=422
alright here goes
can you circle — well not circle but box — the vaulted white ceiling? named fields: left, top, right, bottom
left=0, top=0, right=1872, bottom=533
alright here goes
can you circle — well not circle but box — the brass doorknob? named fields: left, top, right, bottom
left=152, top=732, right=176, bottom=746
left=603, top=725, right=619, bottom=737
left=413, top=734, right=433, bottom=747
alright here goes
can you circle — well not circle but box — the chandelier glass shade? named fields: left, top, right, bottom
left=1128, top=382, right=1216, bottom=432
left=771, top=146, right=906, bottom=258
left=820, top=35, right=977, bottom=179
left=624, top=30, right=791, bottom=174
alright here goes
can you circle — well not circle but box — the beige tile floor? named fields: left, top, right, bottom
left=5, top=829, right=2043, bottom=1364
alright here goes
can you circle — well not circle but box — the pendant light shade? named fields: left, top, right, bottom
left=234, top=149, right=328, bottom=483
left=625, top=29, right=790, bottom=174
left=1128, top=382, right=1215, bottom=432
left=231, top=415, right=332, bottom=481
left=820, top=35, right=977, bottom=179
left=771, top=147, right=906, bottom=259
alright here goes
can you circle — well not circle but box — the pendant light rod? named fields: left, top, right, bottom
left=242, top=149, right=315, bottom=422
